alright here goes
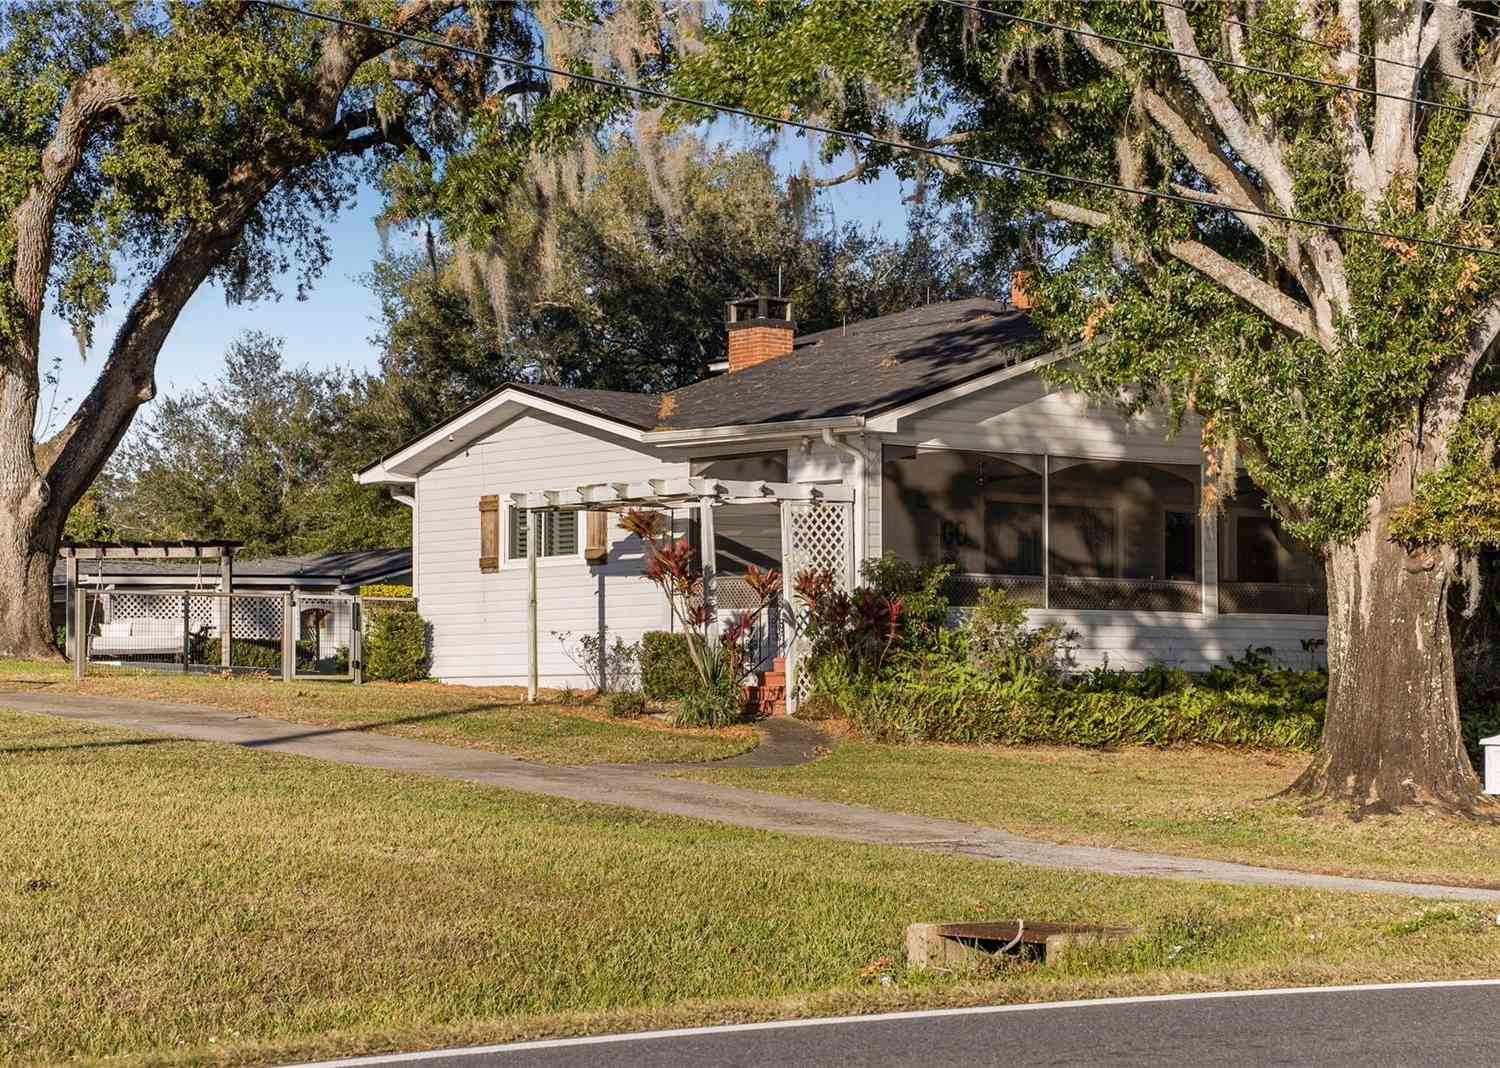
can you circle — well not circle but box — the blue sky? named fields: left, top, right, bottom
left=37, top=133, right=913, bottom=432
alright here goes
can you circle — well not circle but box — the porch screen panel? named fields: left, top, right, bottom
left=1047, top=459, right=1201, bottom=612
left=689, top=453, right=789, bottom=608
left=1217, top=475, right=1326, bottom=614
left=881, top=446, right=1045, bottom=606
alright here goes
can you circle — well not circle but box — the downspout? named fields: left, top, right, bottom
left=820, top=428, right=867, bottom=578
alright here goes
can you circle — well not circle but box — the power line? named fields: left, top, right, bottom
left=1425, top=0, right=1500, bottom=28
left=938, top=0, right=1500, bottom=124
left=1150, top=0, right=1500, bottom=94
left=256, top=0, right=1500, bottom=260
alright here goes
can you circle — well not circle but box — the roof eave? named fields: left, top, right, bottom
left=355, top=386, right=650, bottom=482
left=644, top=415, right=865, bottom=447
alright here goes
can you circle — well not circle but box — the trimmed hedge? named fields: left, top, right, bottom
left=842, top=660, right=1325, bottom=750
left=365, top=609, right=430, bottom=682
left=202, top=637, right=284, bottom=672
left=361, top=583, right=413, bottom=598
left=641, top=631, right=696, bottom=700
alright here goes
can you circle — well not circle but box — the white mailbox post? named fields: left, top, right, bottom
left=1484, top=735, right=1500, bottom=796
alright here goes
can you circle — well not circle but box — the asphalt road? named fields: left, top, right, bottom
left=293, top=981, right=1500, bottom=1067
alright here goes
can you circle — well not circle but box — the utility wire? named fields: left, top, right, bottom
left=257, top=0, right=1500, bottom=260
left=1425, top=0, right=1500, bottom=28
left=938, top=0, right=1500, bottom=123
left=1150, top=0, right=1500, bottom=94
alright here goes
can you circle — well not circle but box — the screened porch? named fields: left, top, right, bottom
left=881, top=446, right=1326, bottom=615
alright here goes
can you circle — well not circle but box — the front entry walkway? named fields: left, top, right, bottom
left=5, top=689, right=1498, bottom=903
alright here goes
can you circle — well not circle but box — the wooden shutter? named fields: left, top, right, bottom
left=584, top=510, right=610, bottom=564
left=550, top=510, right=578, bottom=556
left=478, top=496, right=499, bottom=572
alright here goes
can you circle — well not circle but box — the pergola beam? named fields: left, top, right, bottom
left=507, top=480, right=852, bottom=512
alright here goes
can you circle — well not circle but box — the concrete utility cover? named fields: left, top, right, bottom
left=906, top=920, right=1138, bottom=968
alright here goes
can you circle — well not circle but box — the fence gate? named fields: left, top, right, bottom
left=291, top=593, right=359, bottom=680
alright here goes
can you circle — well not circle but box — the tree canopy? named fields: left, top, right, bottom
left=670, top=0, right=1500, bottom=811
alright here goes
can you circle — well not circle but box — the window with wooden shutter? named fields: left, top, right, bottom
left=478, top=496, right=499, bottom=572
left=584, top=510, right=610, bottom=564
left=507, top=507, right=578, bottom=560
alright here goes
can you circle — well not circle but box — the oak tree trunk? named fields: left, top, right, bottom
left=1289, top=483, right=1488, bottom=814
left=0, top=521, right=61, bottom=660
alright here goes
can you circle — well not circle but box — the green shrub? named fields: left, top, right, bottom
left=360, top=583, right=413, bottom=598
left=843, top=658, right=1325, bottom=750
left=641, top=631, right=696, bottom=700
left=201, top=637, right=282, bottom=671
left=674, top=680, right=746, bottom=728
left=606, top=691, right=648, bottom=718
left=1461, top=704, right=1500, bottom=768
left=965, top=586, right=1071, bottom=676
left=365, top=609, right=430, bottom=682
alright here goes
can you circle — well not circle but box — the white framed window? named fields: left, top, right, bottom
left=507, top=507, right=579, bottom=562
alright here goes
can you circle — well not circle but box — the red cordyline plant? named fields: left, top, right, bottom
left=621, top=508, right=780, bottom=689
left=794, top=566, right=905, bottom=671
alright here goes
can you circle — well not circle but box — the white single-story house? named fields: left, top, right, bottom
left=357, top=295, right=1327, bottom=690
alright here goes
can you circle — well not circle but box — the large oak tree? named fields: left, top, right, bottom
left=0, top=0, right=674, bottom=657
left=677, top=0, right=1500, bottom=812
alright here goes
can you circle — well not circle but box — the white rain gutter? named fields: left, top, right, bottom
left=821, top=428, right=867, bottom=574
left=645, top=415, right=864, bottom=447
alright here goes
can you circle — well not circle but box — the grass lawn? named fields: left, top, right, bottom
left=3, top=708, right=1500, bottom=1068
left=679, top=733, right=1500, bottom=889
left=0, top=659, right=753, bottom=765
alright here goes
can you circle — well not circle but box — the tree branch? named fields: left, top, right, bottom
left=1437, top=54, right=1500, bottom=216
left=1159, top=5, right=1298, bottom=211
left=1370, top=0, right=1423, bottom=185
left=1042, top=198, right=1324, bottom=343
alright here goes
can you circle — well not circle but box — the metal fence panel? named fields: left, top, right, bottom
left=77, top=589, right=289, bottom=676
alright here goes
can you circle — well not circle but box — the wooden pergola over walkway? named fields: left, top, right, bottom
left=507, top=479, right=856, bottom=703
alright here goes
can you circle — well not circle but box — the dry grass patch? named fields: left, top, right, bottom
left=680, top=734, right=1500, bottom=889
left=0, top=659, right=753, bottom=765
left=1, top=709, right=1498, bottom=1067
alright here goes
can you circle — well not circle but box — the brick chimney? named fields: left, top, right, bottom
left=1010, top=270, right=1033, bottom=311
left=725, top=296, right=795, bottom=372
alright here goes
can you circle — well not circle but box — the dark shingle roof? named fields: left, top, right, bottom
left=509, top=384, right=663, bottom=430
left=52, top=548, right=411, bottom=587
left=490, top=300, right=1042, bottom=433
left=657, top=299, right=1041, bottom=429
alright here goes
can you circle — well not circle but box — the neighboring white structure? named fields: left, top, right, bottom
left=358, top=297, right=1328, bottom=688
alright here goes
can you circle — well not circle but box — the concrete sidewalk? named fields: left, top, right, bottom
left=5, top=688, right=1498, bottom=903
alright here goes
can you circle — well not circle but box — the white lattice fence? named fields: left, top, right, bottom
left=780, top=499, right=855, bottom=708
left=231, top=597, right=282, bottom=641
left=782, top=500, right=854, bottom=590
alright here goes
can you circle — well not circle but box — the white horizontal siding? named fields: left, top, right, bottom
left=416, top=413, right=687, bottom=687
left=899, top=376, right=1204, bottom=464
left=1025, top=609, right=1328, bottom=672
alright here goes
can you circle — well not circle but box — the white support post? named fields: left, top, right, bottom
left=1041, top=454, right=1051, bottom=609
left=280, top=592, right=294, bottom=683
left=527, top=508, right=540, bottom=702
left=1200, top=456, right=1218, bottom=617
left=1483, top=735, right=1500, bottom=796
left=779, top=499, right=797, bottom=715
left=219, top=552, right=233, bottom=670
left=698, top=496, right=717, bottom=638
left=72, top=585, right=85, bottom=680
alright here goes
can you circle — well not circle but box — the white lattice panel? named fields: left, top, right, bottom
left=783, top=500, right=854, bottom=589
left=232, top=597, right=282, bottom=640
